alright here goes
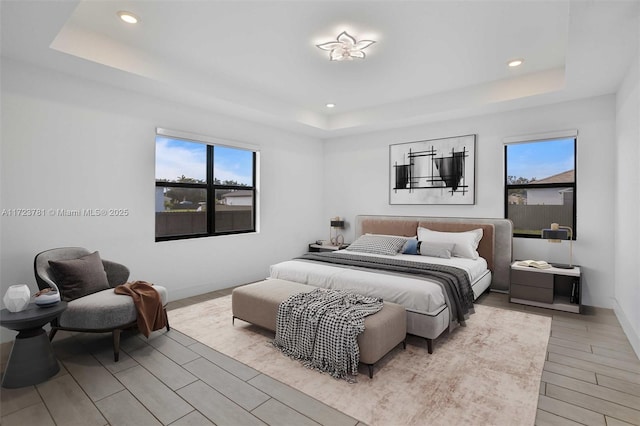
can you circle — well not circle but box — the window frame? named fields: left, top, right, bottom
left=155, top=128, right=258, bottom=242
left=503, top=134, right=577, bottom=240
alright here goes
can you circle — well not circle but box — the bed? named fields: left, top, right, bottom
left=270, top=215, right=513, bottom=352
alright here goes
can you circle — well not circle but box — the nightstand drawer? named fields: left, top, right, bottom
left=511, top=284, right=554, bottom=304
left=511, top=269, right=553, bottom=289
left=510, top=262, right=582, bottom=313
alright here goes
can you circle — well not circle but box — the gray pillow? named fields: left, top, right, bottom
left=345, top=234, right=408, bottom=256
left=419, top=242, right=455, bottom=259
left=49, top=251, right=110, bottom=301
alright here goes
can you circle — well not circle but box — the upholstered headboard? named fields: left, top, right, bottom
left=356, top=215, right=513, bottom=292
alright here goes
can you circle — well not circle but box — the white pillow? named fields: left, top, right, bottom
left=419, top=242, right=455, bottom=259
left=417, top=227, right=483, bottom=260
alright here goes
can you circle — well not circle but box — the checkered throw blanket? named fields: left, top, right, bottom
left=273, top=288, right=383, bottom=382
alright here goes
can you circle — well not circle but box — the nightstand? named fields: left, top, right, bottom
left=510, top=262, right=582, bottom=313
left=308, top=243, right=348, bottom=253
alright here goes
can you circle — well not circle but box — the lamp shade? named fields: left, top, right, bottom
left=330, top=220, right=345, bottom=228
left=541, top=223, right=572, bottom=242
left=541, top=223, right=574, bottom=269
left=541, top=229, right=570, bottom=240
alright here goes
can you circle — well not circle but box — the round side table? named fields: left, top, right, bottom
left=1, top=301, right=67, bottom=388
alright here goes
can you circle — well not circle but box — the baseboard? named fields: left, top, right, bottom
left=613, top=299, right=640, bottom=359
left=168, top=280, right=260, bottom=303
left=169, top=283, right=217, bottom=302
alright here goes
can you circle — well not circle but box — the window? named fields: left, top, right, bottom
left=504, top=134, right=576, bottom=239
left=155, top=129, right=257, bottom=241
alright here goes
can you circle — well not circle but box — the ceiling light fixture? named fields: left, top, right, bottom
left=508, top=58, right=524, bottom=67
left=316, top=31, right=375, bottom=61
left=117, top=11, right=139, bottom=24
left=326, top=103, right=336, bottom=108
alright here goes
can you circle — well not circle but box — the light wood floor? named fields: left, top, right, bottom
left=1, top=289, right=638, bottom=426
left=475, top=292, right=640, bottom=426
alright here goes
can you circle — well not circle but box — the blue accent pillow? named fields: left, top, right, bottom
left=402, top=239, right=420, bottom=255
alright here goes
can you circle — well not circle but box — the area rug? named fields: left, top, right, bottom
left=169, top=296, right=551, bottom=426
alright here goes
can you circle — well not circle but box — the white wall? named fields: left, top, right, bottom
left=526, top=188, right=566, bottom=206
left=0, top=59, right=325, bottom=340
left=323, top=95, right=617, bottom=309
left=1, top=55, right=634, bottom=347
left=614, top=50, right=640, bottom=355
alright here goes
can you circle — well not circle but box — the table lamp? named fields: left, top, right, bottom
left=541, top=223, right=574, bottom=269
left=330, top=217, right=345, bottom=246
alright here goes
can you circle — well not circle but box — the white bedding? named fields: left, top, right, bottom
left=269, top=250, right=489, bottom=315
left=333, top=250, right=489, bottom=282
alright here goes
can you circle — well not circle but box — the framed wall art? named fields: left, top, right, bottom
left=390, top=134, right=476, bottom=205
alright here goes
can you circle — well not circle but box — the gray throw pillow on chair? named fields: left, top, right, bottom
left=49, top=251, right=111, bottom=301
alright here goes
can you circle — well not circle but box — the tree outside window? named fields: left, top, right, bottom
left=155, top=135, right=256, bottom=241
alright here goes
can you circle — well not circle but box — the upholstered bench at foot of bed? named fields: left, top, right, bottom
left=232, top=279, right=407, bottom=378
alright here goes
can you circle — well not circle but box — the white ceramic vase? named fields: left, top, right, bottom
left=3, top=284, right=31, bottom=313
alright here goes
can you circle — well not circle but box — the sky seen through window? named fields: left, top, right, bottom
left=155, top=136, right=253, bottom=185
left=506, top=138, right=574, bottom=182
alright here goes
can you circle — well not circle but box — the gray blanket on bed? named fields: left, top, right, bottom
left=297, top=252, right=474, bottom=324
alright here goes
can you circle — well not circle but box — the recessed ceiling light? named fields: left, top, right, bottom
left=508, top=58, right=524, bottom=67
left=326, top=103, right=336, bottom=108
left=117, top=11, right=139, bottom=24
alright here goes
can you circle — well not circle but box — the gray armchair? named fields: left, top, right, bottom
left=34, top=247, right=169, bottom=361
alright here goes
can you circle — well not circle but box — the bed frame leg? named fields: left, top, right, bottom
left=426, top=338, right=433, bottom=354
left=232, top=316, right=235, bottom=325
left=367, top=364, right=374, bottom=379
